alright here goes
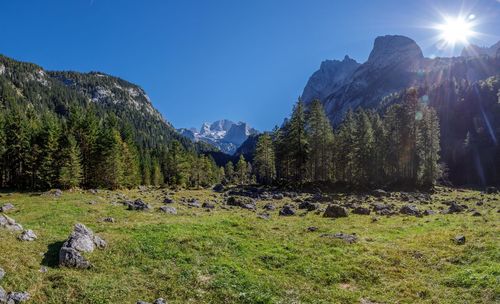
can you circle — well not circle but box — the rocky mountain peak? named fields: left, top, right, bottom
left=367, top=35, right=423, bottom=67
left=461, top=40, right=500, bottom=58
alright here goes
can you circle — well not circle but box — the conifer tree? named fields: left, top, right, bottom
left=254, top=133, right=276, bottom=184
left=224, top=161, right=235, bottom=184
left=235, top=154, right=248, bottom=185
left=59, top=135, right=83, bottom=189
left=286, top=100, right=309, bottom=183
left=306, top=100, right=334, bottom=182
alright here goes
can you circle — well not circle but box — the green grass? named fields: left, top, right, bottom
left=0, top=187, right=498, bottom=303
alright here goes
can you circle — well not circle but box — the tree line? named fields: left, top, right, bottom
left=252, top=88, right=442, bottom=188
left=0, top=101, right=223, bottom=190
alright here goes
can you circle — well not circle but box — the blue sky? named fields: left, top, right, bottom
left=1, top=0, right=499, bottom=130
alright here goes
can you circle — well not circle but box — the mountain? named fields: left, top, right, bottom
left=302, top=35, right=500, bottom=125
left=461, top=41, right=500, bottom=58
left=178, top=120, right=258, bottom=155
left=0, top=54, right=199, bottom=151
left=300, top=35, right=500, bottom=186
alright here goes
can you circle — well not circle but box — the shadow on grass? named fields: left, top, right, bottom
left=41, top=241, right=65, bottom=268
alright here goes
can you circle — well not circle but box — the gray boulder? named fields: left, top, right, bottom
left=454, top=235, right=466, bottom=245
left=352, top=206, right=371, bottom=215
left=0, top=268, right=4, bottom=280
left=18, top=230, right=37, bottom=242
left=320, top=232, right=357, bottom=243
left=323, top=205, right=349, bottom=218
left=0, top=286, right=5, bottom=303
left=159, top=206, right=177, bottom=215
left=263, top=203, right=276, bottom=211
left=279, top=205, right=296, bottom=216
left=59, top=223, right=106, bottom=269
left=126, top=199, right=151, bottom=211
left=0, top=215, right=23, bottom=231
left=298, top=201, right=320, bottom=211
left=0, top=203, right=14, bottom=213
left=399, top=205, right=421, bottom=216
left=202, top=202, right=215, bottom=209
left=163, top=197, right=174, bottom=204
left=6, top=291, right=30, bottom=303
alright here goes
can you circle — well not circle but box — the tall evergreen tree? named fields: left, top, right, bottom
left=59, top=134, right=83, bottom=189
left=254, top=133, right=276, bottom=184
left=306, top=100, right=334, bottom=182
left=286, top=99, right=309, bottom=183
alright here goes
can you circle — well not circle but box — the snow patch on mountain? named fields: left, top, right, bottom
left=178, top=120, right=258, bottom=155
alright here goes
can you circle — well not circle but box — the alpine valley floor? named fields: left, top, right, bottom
left=0, top=187, right=498, bottom=304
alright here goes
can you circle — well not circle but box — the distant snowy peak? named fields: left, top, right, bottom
left=178, top=120, right=258, bottom=155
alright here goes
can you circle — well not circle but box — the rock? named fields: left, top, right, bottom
left=159, top=206, right=177, bottom=215
left=272, top=193, right=284, bottom=200
left=102, top=217, right=115, bottom=223
left=213, top=184, right=224, bottom=192
left=88, top=189, right=98, bottom=195
left=372, top=189, right=389, bottom=197
left=0, top=267, right=4, bottom=280
left=59, top=223, right=106, bottom=269
left=0, top=286, right=5, bottom=303
left=323, top=205, right=349, bottom=218
left=263, top=203, right=276, bottom=211
left=226, top=196, right=256, bottom=209
left=0, top=215, right=23, bottom=231
left=472, top=211, right=482, bottom=217
left=18, top=230, right=37, bottom=241
left=187, top=200, right=201, bottom=208
left=39, top=266, right=48, bottom=273
left=448, top=202, right=465, bottom=213
left=126, top=199, right=151, bottom=211
left=307, top=226, right=318, bottom=232
left=371, top=217, right=379, bottom=222
left=320, top=233, right=357, bottom=244
left=454, top=235, right=466, bottom=245
left=202, top=202, right=215, bottom=209
left=153, top=298, right=167, bottom=304
left=298, top=201, right=320, bottom=211
left=0, top=203, right=14, bottom=213
left=163, top=197, right=174, bottom=204
left=257, top=213, right=270, bottom=220
left=279, top=205, right=296, bottom=216
left=352, top=206, right=371, bottom=215
left=423, top=210, right=436, bottom=216
left=485, top=187, right=498, bottom=194
left=399, top=205, right=421, bottom=216
left=6, top=291, right=30, bottom=303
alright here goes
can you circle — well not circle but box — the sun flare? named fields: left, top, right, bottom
left=436, top=16, right=474, bottom=44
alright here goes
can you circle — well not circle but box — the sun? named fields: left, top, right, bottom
left=436, top=16, right=473, bottom=44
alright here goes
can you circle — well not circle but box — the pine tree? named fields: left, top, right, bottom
left=235, top=154, right=248, bottom=185
left=59, top=135, right=83, bottom=189
left=306, top=100, right=334, bottom=182
left=254, top=133, right=276, bottom=184
left=224, top=161, right=235, bottom=184
left=353, top=110, right=375, bottom=185
left=334, top=109, right=357, bottom=183
left=38, top=113, right=61, bottom=189
left=286, top=99, right=309, bottom=183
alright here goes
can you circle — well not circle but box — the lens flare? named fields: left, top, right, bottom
left=437, top=16, right=473, bottom=44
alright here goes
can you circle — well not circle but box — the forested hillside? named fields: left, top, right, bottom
left=0, top=55, right=222, bottom=190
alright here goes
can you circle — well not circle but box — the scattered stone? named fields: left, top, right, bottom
left=18, top=229, right=37, bottom=241
left=423, top=210, right=436, bottom=216
left=307, top=226, right=318, bottom=232
left=320, top=233, right=357, bottom=244
left=279, top=205, right=296, bottom=216
left=447, top=202, right=465, bottom=214
left=399, top=205, right=421, bottom=217
left=187, top=200, right=201, bottom=208
left=202, top=202, right=215, bottom=209
left=6, top=291, right=30, bottom=303
left=352, top=206, right=371, bottom=215
left=102, top=217, right=115, bottom=223
left=257, top=213, right=270, bottom=220
left=39, top=266, right=48, bottom=273
left=371, top=217, right=379, bottom=223
left=213, top=184, right=224, bottom=192
left=163, top=197, right=174, bottom=204
left=88, top=189, right=98, bottom=195
left=43, top=189, right=63, bottom=197
left=263, top=203, right=276, bottom=211
left=453, top=235, right=466, bottom=245
left=298, top=201, right=320, bottom=211
left=272, top=193, right=284, bottom=200
left=159, top=206, right=177, bottom=214
left=59, top=223, right=106, bottom=269
left=372, top=189, right=389, bottom=198
left=0, top=267, right=4, bottom=280
left=323, top=205, right=349, bottom=218
left=471, top=211, right=482, bottom=217
left=0, top=215, right=23, bottom=231
left=153, top=298, right=167, bottom=304
left=0, top=203, right=14, bottom=213
left=126, top=199, right=151, bottom=211
left=226, top=196, right=256, bottom=210
left=0, top=286, right=5, bottom=302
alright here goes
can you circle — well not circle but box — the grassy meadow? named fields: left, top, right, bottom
left=0, top=187, right=498, bottom=304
